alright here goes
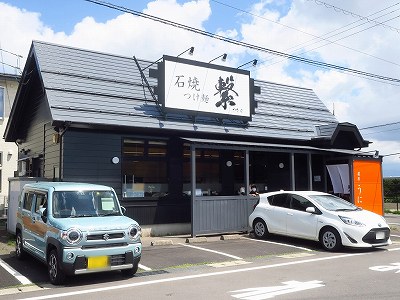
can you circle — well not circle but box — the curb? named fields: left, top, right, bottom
left=220, top=234, right=242, bottom=240
left=150, top=240, right=174, bottom=246
left=186, top=237, right=208, bottom=244
left=0, top=285, right=43, bottom=296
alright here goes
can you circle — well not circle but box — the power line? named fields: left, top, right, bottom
left=0, top=48, right=23, bottom=58
left=258, top=12, right=400, bottom=82
left=383, top=152, right=400, bottom=157
left=360, top=121, right=400, bottom=130
left=212, top=1, right=400, bottom=86
left=307, top=0, right=400, bottom=33
left=0, top=45, right=23, bottom=74
left=362, top=127, right=400, bottom=137
left=84, top=0, right=400, bottom=85
left=213, top=0, right=400, bottom=69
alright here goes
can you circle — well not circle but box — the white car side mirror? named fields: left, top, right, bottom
left=306, top=207, right=316, bottom=214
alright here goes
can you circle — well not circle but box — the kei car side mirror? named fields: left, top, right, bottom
left=40, top=207, right=48, bottom=222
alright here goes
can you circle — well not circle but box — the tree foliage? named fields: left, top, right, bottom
left=383, top=178, right=400, bottom=203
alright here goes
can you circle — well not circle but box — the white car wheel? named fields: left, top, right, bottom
left=320, top=227, right=342, bottom=252
left=253, top=219, right=268, bottom=239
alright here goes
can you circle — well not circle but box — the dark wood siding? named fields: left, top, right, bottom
left=61, top=129, right=122, bottom=194
left=43, top=123, right=60, bottom=180
left=17, top=74, right=53, bottom=177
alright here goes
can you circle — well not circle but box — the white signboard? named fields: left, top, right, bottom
left=162, top=56, right=251, bottom=120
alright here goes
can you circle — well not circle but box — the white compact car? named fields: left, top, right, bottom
left=249, top=191, right=392, bottom=251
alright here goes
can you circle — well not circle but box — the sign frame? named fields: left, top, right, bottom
left=157, top=55, right=256, bottom=122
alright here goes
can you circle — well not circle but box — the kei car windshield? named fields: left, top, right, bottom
left=52, top=190, right=121, bottom=218
left=308, top=194, right=359, bottom=211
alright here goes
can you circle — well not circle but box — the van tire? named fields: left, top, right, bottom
left=48, top=249, right=66, bottom=285
left=15, top=232, right=26, bottom=260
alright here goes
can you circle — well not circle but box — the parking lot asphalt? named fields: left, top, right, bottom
left=0, top=228, right=320, bottom=291
left=0, top=214, right=399, bottom=293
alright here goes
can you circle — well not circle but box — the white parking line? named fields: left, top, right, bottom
left=18, top=252, right=371, bottom=300
left=138, top=264, right=152, bottom=271
left=178, top=243, right=243, bottom=260
left=0, top=257, right=32, bottom=285
left=243, top=237, right=313, bottom=252
left=391, top=234, right=400, bottom=238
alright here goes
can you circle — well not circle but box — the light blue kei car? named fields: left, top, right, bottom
left=15, top=182, right=142, bottom=285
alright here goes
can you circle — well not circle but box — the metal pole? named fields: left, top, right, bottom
left=190, top=144, right=196, bottom=237
left=307, top=153, right=313, bottom=190
left=290, top=153, right=295, bottom=190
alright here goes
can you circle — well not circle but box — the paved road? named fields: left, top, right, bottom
left=0, top=213, right=399, bottom=295
left=1, top=235, right=400, bottom=299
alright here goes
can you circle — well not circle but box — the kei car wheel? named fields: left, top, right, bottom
left=48, top=249, right=66, bottom=285
left=320, top=227, right=342, bottom=252
left=253, top=219, right=269, bottom=239
left=121, top=260, right=139, bottom=277
left=15, top=232, right=26, bottom=260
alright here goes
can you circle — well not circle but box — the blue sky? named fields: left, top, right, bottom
left=1, top=0, right=399, bottom=176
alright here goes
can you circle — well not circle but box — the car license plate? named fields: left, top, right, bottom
left=376, top=231, right=385, bottom=240
left=88, top=256, right=109, bottom=269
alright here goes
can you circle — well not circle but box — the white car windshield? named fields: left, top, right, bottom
left=52, top=190, right=121, bottom=218
left=308, top=194, right=360, bottom=211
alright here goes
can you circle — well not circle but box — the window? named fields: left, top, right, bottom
left=52, top=191, right=120, bottom=218
left=269, top=194, right=289, bottom=208
left=183, top=147, right=221, bottom=195
left=290, top=194, right=313, bottom=212
left=34, top=193, right=48, bottom=214
left=122, top=139, right=168, bottom=198
left=123, top=139, right=145, bottom=157
left=23, top=193, right=34, bottom=211
left=0, top=87, right=4, bottom=118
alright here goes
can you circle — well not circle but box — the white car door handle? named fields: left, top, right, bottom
left=287, top=213, right=294, bottom=216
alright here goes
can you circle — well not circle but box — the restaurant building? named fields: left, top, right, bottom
left=4, top=41, right=383, bottom=236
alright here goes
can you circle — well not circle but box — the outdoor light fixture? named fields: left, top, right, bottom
left=208, top=53, right=227, bottom=63
left=177, top=46, right=195, bottom=57
left=141, top=57, right=163, bottom=71
left=142, top=46, right=195, bottom=71
left=237, top=59, right=258, bottom=69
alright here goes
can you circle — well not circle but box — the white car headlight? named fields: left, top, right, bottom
left=61, top=228, right=83, bottom=245
left=339, top=216, right=365, bottom=227
left=128, top=224, right=141, bottom=240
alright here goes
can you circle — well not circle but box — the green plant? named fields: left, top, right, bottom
left=7, top=236, right=15, bottom=246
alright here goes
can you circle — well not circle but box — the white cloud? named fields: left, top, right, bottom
left=0, top=3, right=63, bottom=72
left=1, top=0, right=398, bottom=175
left=236, top=0, right=400, bottom=175
left=0, top=0, right=216, bottom=70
